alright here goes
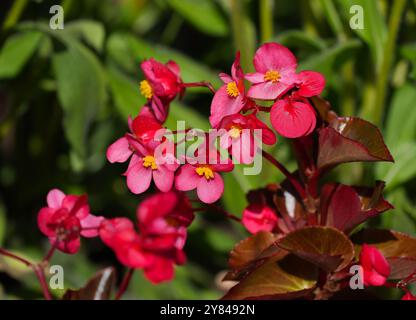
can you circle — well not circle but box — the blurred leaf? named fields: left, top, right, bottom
left=376, top=142, right=416, bottom=191
left=384, top=83, right=416, bottom=146
left=64, top=20, right=105, bottom=52
left=108, top=67, right=143, bottom=120
left=317, top=117, right=394, bottom=171
left=63, top=267, right=116, bottom=300
left=0, top=200, right=5, bottom=246
left=278, top=226, right=355, bottom=272
left=166, top=0, right=227, bottom=36
left=0, top=31, right=43, bottom=78
left=299, top=40, right=361, bottom=83
left=107, top=32, right=221, bottom=87
left=401, top=43, right=416, bottom=79
left=53, top=43, right=107, bottom=168
left=338, top=0, right=387, bottom=69
left=223, top=254, right=318, bottom=300
left=277, top=30, right=326, bottom=52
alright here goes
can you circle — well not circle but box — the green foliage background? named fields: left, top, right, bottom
left=0, top=0, right=416, bottom=299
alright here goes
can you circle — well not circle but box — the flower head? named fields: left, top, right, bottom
left=242, top=204, right=278, bottom=234
left=270, top=98, right=316, bottom=138
left=402, top=292, right=416, bottom=300
left=37, top=189, right=103, bottom=254
left=140, top=59, right=183, bottom=123
left=245, top=43, right=298, bottom=100
left=210, top=52, right=247, bottom=128
left=218, top=113, right=276, bottom=164
left=359, top=244, right=391, bottom=286
left=99, top=192, right=190, bottom=284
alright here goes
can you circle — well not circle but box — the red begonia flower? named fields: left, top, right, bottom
left=242, top=204, right=278, bottom=234
left=37, top=189, right=104, bottom=254
left=270, top=98, right=316, bottom=138
left=210, top=52, right=247, bottom=128
left=402, top=292, right=416, bottom=300
left=106, top=114, right=178, bottom=194
left=99, top=192, right=190, bottom=284
left=140, top=58, right=183, bottom=123
left=175, top=142, right=234, bottom=204
left=245, top=42, right=298, bottom=100
left=359, top=244, right=391, bottom=287
left=218, top=113, right=276, bottom=164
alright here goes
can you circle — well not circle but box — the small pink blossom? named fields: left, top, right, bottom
left=359, top=244, right=391, bottom=287
left=242, top=204, right=278, bottom=234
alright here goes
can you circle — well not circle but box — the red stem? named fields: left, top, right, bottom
left=0, top=247, right=52, bottom=300
left=182, top=81, right=216, bottom=94
left=42, top=244, right=56, bottom=263
left=261, top=150, right=307, bottom=199
left=115, top=269, right=134, bottom=300
left=191, top=201, right=241, bottom=222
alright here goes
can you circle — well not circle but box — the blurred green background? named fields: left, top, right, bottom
left=0, top=0, right=416, bottom=299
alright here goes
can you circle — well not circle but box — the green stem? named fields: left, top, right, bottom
left=259, top=0, right=274, bottom=43
left=373, top=0, right=406, bottom=125
left=319, top=0, right=346, bottom=42
left=3, top=0, right=29, bottom=30
left=230, top=0, right=252, bottom=71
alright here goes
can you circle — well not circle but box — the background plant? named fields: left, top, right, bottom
left=0, top=0, right=416, bottom=299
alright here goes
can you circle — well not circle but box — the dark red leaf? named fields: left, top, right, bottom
left=352, top=229, right=416, bottom=280
left=277, top=226, right=355, bottom=272
left=317, top=117, right=393, bottom=171
left=222, top=254, right=318, bottom=300
left=63, top=267, right=116, bottom=300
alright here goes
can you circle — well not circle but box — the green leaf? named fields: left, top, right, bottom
left=0, top=31, right=43, bottom=78
left=108, top=67, right=144, bottom=120
left=166, top=0, right=228, bottom=36
left=384, top=83, right=416, bottom=146
left=277, top=30, right=326, bottom=52
left=53, top=44, right=107, bottom=167
left=376, top=142, right=416, bottom=191
left=106, top=33, right=221, bottom=87
left=337, top=0, right=387, bottom=69
left=63, top=20, right=105, bottom=52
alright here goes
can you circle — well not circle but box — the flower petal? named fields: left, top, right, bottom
left=46, top=189, right=66, bottom=209
left=153, top=165, right=174, bottom=192
left=209, top=86, right=244, bottom=128
left=126, top=161, right=152, bottom=194
left=247, top=81, right=293, bottom=100
left=296, top=70, right=326, bottom=97
left=175, top=164, right=199, bottom=191
left=80, top=214, right=105, bottom=238
left=196, top=173, right=224, bottom=204
left=107, top=137, right=133, bottom=163
left=253, top=42, right=297, bottom=73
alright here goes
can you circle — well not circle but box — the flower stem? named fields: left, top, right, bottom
left=42, top=244, right=56, bottom=263
left=115, top=269, right=134, bottom=300
left=262, top=150, right=307, bottom=199
left=0, top=247, right=52, bottom=300
left=373, top=0, right=406, bottom=125
left=2, top=0, right=28, bottom=30
left=191, top=200, right=241, bottom=222
left=182, top=82, right=216, bottom=94
left=259, top=0, right=274, bottom=43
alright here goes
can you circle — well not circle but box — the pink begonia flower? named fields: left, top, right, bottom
left=359, top=244, right=391, bottom=286
left=242, top=204, right=278, bottom=234
left=106, top=114, right=179, bottom=194
left=175, top=143, right=234, bottom=204
left=218, top=113, right=276, bottom=164
left=245, top=42, right=298, bottom=100
left=210, top=52, right=248, bottom=128
left=270, top=98, right=316, bottom=138
left=293, top=70, right=326, bottom=98
left=140, top=58, right=183, bottom=123
left=99, top=192, right=191, bottom=284
left=37, top=189, right=104, bottom=254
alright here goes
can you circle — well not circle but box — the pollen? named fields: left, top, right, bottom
left=142, top=155, right=158, bottom=170
left=229, top=125, right=242, bottom=138
left=195, top=165, right=215, bottom=180
left=140, top=80, right=153, bottom=99
left=226, top=81, right=239, bottom=97
left=264, top=70, right=281, bottom=83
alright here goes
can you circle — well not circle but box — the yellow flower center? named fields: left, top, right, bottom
left=140, top=80, right=153, bottom=99
left=142, top=155, right=158, bottom=170
left=264, top=70, right=281, bottom=83
left=226, top=81, right=239, bottom=97
left=229, top=125, right=242, bottom=138
left=195, top=166, right=214, bottom=180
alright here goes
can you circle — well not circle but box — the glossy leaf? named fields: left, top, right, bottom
left=321, top=182, right=393, bottom=233
left=63, top=20, right=105, bottom=52
left=352, top=229, right=416, bottom=280
left=223, top=254, right=318, bottom=300
left=317, top=117, right=393, bottom=170
left=63, top=267, right=116, bottom=300
left=277, top=226, right=355, bottom=272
